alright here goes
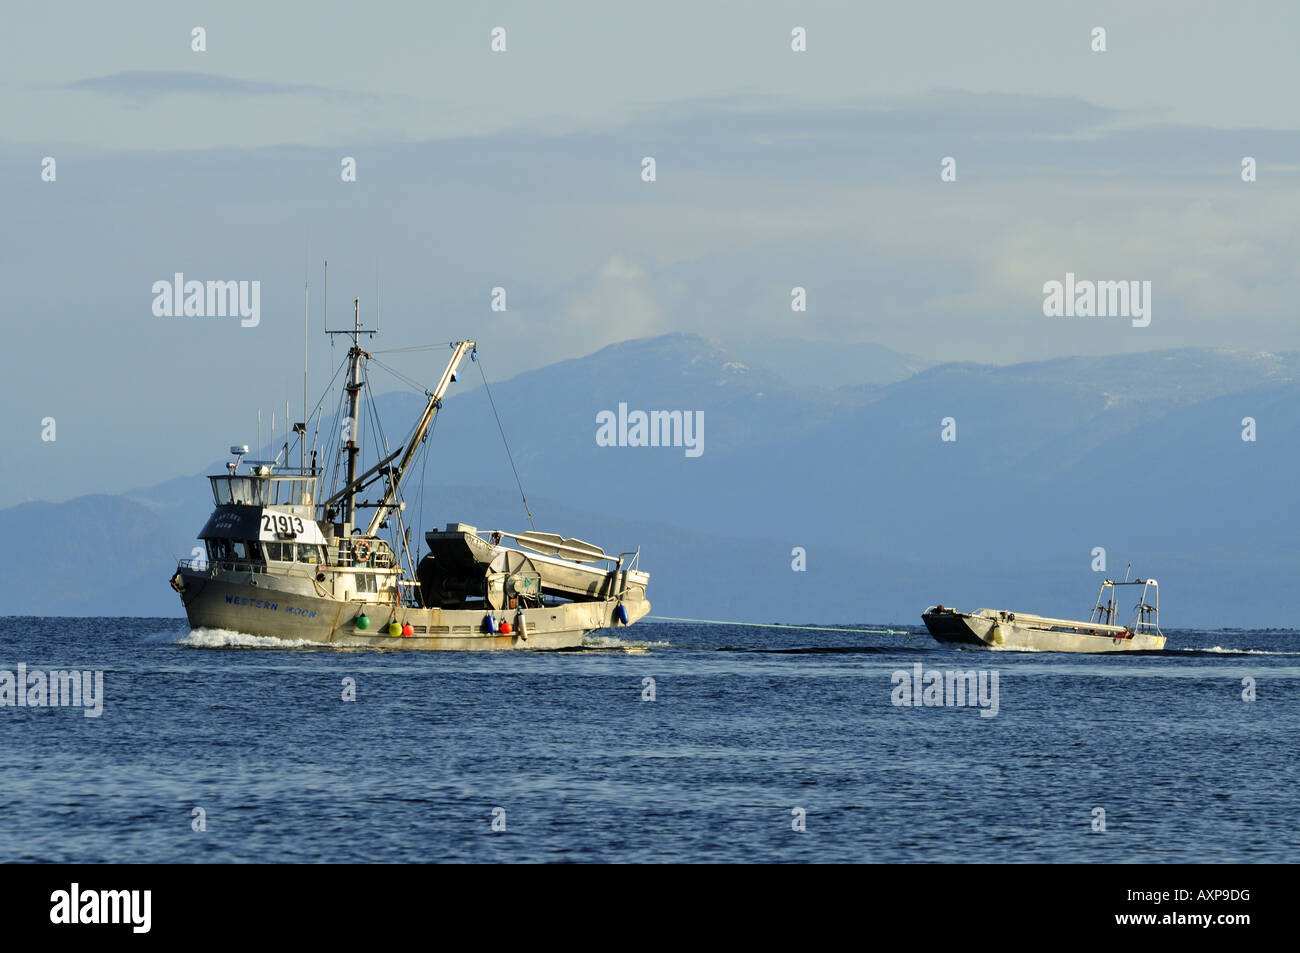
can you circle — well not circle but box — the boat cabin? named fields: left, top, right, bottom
left=208, top=470, right=318, bottom=513
left=193, top=466, right=402, bottom=605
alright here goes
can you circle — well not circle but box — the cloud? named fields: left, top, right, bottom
left=558, top=256, right=665, bottom=348
left=62, top=70, right=360, bottom=103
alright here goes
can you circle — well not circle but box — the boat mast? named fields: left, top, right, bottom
left=322, top=268, right=375, bottom=529
left=363, top=340, right=476, bottom=538
left=341, top=297, right=364, bottom=529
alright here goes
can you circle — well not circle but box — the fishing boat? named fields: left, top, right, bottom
left=921, top=576, right=1166, bottom=652
left=169, top=295, right=650, bottom=649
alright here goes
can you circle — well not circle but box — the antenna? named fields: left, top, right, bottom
left=318, top=261, right=382, bottom=528
left=303, top=246, right=309, bottom=473
left=322, top=261, right=379, bottom=336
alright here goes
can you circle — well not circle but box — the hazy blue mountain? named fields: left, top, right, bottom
left=0, top=495, right=191, bottom=616
left=725, top=336, right=932, bottom=388
left=2, top=335, right=1296, bottom=627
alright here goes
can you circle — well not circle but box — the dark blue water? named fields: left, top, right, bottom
left=1, top=617, right=1296, bottom=862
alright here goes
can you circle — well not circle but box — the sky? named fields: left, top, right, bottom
left=2, top=0, right=1298, bottom=505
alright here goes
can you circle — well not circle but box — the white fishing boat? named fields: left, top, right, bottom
left=169, top=291, right=650, bottom=649
left=922, top=576, right=1166, bottom=652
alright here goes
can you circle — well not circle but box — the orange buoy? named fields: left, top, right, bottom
left=500, top=621, right=513, bottom=634
left=401, top=623, right=414, bottom=637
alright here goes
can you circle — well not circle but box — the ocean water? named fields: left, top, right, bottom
left=0, top=617, right=1296, bottom=863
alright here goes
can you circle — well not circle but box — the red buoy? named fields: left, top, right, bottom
left=500, top=621, right=512, bottom=634
left=401, top=623, right=414, bottom=637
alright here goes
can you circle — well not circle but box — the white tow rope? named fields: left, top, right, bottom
left=647, top=615, right=909, bottom=636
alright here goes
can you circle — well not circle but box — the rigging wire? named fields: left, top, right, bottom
left=370, top=344, right=455, bottom=354
left=313, top=353, right=354, bottom=507
left=475, top=356, right=536, bottom=531
left=368, top=355, right=431, bottom=395
left=361, top=363, right=394, bottom=468
left=415, top=410, right=436, bottom=564
left=282, top=353, right=349, bottom=480
left=326, top=378, right=348, bottom=506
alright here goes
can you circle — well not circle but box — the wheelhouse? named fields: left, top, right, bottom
left=208, top=471, right=318, bottom=510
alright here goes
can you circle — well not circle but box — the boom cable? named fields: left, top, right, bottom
left=475, top=357, right=535, bottom=531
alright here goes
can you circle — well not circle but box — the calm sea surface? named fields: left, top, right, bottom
left=1, top=617, right=1296, bottom=862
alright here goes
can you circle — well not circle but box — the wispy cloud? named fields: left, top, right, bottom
left=62, top=70, right=361, bottom=103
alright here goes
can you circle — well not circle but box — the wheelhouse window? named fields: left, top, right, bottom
left=265, top=542, right=292, bottom=562
left=209, top=474, right=319, bottom=507
left=296, top=544, right=324, bottom=565
left=230, top=540, right=262, bottom=562
left=209, top=476, right=268, bottom=506
left=204, top=539, right=264, bottom=563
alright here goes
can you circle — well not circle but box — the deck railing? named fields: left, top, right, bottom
left=179, top=544, right=402, bottom=579
left=331, top=541, right=396, bottom=570
left=178, top=557, right=266, bottom=575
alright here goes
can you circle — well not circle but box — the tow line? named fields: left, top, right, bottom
left=647, top=616, right=910, bottom=636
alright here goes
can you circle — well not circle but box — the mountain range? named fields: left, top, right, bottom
left=3, top=334, right=1295, bottom=627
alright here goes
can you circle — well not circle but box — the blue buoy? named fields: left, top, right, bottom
left=483, top=614, right=497, bottom=633
left=615, top=603, right=629, bottom=625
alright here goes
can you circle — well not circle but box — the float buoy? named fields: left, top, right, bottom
left=355, top=613, right=370, bottom=630
left=515, top=611, right=527, bottom=640
left=500, top=621, right=513, bottom=635
left=615, top=603, right=629, bottom=625
left=401, top=623, right=414, bottom=637
left=483, top=615, right=497, bottom=633
left=387, top=621, right=401, bottom=637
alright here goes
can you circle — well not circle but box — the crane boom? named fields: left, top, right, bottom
left=364, top=341, right=475, bottom=537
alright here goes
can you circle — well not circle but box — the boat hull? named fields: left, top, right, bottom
left=922, top=608, right=1165, bottom=653
left=173, top=567, right=649, bottom=650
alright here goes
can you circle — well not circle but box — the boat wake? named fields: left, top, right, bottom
left=1177, top=645, right=1300, bottom=657
left=581, top=634, right=671, bottom=653
left=175, top=628, right=344, bottom=650
left=753, top=645, right=927, bottom=655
